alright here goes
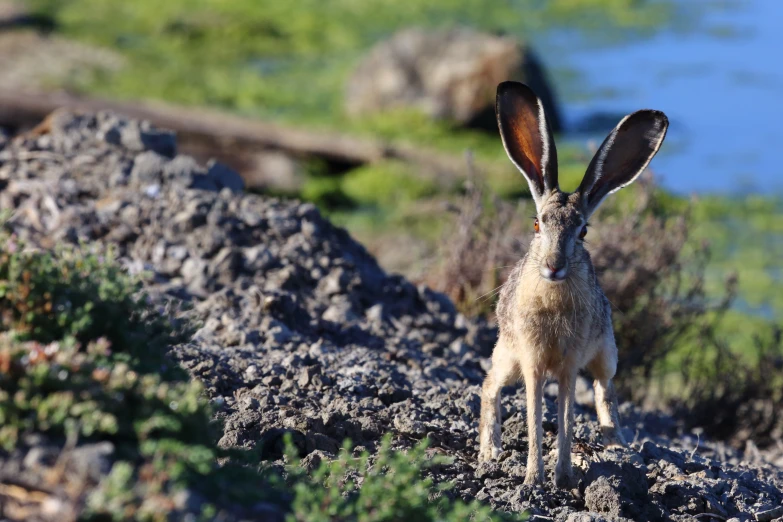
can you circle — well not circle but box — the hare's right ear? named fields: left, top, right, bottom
left=578, top=110, right=668, bottom=217
left=496, top=81, right=558, bottom=210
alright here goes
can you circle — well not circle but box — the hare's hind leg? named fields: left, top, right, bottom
left=478, top=336, right=519, bottom=462
left=587, top=337, right=626, bottom=447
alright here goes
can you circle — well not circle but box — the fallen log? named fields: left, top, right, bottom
left=0, top=89, right=468, bottom=184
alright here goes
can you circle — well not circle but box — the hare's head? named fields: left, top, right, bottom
left=496, top=81, right=668, bottom=284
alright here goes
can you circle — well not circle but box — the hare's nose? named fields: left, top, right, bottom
left=541, top=261, right=568, bottom=282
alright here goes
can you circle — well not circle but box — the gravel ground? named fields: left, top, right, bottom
left=2, top=110, right=783, bottom=521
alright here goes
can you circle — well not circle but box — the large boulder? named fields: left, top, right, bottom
left=345, top=27, right=561, bottom=132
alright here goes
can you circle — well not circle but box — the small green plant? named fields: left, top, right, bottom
left=285, top=434, right=523, bottom=522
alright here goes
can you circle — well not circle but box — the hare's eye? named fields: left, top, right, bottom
left=534, top=218, right=540, bottom=233
left=579, top=225, right=588, bottom=240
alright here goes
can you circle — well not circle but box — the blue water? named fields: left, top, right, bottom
left=542, top=0, right=783, bottom=195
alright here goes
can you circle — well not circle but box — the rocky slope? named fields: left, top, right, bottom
left=2, top=110, right=783, bottom=521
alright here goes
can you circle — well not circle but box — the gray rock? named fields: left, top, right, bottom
left=584, top=477, right=622, bottom=517
left=301, top=449, right=331, bottom=474
left=641, top=440, right=686, bottom=469
left=244, top=246, right=275, bottom=273
left=322, top=299, right=358, bottom=323
left=565, top=513, right=614, bottom=522
left=319, top=268, right=351, bottom=296
left=393, top=416, right=426, bottom=437
left=165, top=155, right=206, bottom=187
left=207, top=160, right=244, bottom=193
left=346, top=27, right=561, bottom=132
left=67, top=442, right=115, bottom=481
left=297, top=365, right=321, bottom=388
left=98, top=113, right=176, bottom=156
left=126, top=123, right=176, bottom=157
left=476, top=461, right=502, bottom=480
left=583, top=459, right=652, bottom=520
left=130, top=151, right=168, bottom=186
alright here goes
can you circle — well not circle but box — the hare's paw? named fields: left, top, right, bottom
left=523, top=471, right=544, bottom=486
left=554, top=462, right=576, bottom=489
left=478, top=419, right=502, bottom=462
left=478, top=443, right=501, bottom=463
left=601, top=426, right=627, bottom=448
left=523, top=466, right=545, bottom=486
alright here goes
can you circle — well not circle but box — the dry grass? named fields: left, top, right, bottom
left=430, top=164, right=783, bottom=446
left=431, top=154, right=532, bottom=319
left=673, top=324, right=783, bottom=446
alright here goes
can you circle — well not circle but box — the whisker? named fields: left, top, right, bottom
left=487, top=265, right=516, bottom=271
left=604, top=296, right=625, bottom=316
left=567, top=281, right=577, bottom=330
left=476, top=285, right=504, bottom=303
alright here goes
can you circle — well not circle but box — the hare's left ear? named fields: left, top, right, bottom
left=578, top=110, right=668, bottom=217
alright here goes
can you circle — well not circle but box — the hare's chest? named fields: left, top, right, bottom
left=514, top=285, right=592, bottom=357
left=518, top=311, right=592, bottom=372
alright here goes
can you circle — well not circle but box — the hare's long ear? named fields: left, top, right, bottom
left=496, top=81, right=558, bottom=209
left=578, top=110, right=668, bottom=217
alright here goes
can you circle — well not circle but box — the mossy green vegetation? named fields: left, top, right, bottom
left=26, top=0, right=672, bottom=123
left=689, top=195, right=783, bottom=317
left=342, top=161, right=440, bottom=207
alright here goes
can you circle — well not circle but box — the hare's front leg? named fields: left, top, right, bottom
left=523, top=365, right=545, bottom=485
left=588, top=339, right=626, bottom=447
left=554, top=368, right=577, bottom=488
left=478, top=337, right=518, bottom=462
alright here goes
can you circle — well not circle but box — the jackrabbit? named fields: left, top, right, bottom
left=477, top=81, right=668, bottom=487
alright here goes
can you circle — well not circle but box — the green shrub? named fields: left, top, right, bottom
left=285, top=434, right=523, bottom=522
left=301, top=173, right=354, bottom=210
left=0, top=231, right=227, bottom=519
left=0, top=231, right=291, bottom=520
left=0, top=237, right=187, bottom=374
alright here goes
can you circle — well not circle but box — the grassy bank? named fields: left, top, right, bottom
left=25, top=0, right=671, bottom=122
